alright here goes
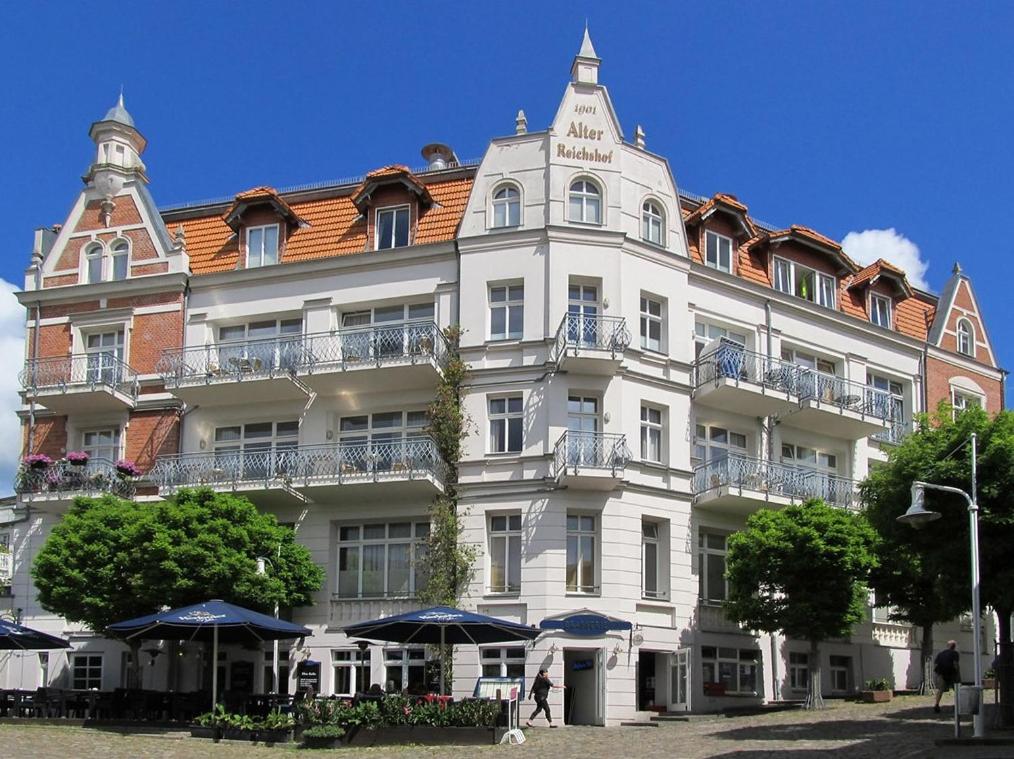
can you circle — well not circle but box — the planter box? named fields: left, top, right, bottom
left=259, top=728, right=292, bottom=744
left=983, top=678, right=997, bottom=690
left=348, top=725, right=499, bottom=746
left=222, top=727, right=257, bottom=741
left=303, top=734, right=343, bottom=750
left=860, top=690, right=892, bottom=703
left=188, top=725, right=220, bottom=740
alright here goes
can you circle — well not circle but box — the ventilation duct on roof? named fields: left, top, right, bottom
left=421, top=143, right=459, bottom=171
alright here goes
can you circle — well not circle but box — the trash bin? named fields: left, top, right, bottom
left=956, top=684, right=982, bottom=715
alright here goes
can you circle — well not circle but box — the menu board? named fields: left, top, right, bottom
left=296, top=660, right=321, bottom=694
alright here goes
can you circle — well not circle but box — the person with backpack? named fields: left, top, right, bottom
left=933, top=640, right=960, bottom=713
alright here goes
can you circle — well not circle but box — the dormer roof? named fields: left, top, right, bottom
left=683, top=193, right=756, bottom=238
left=847, top=258, right=913, bottom=297
left=222, top=186, right=307, bottom=232
left=351, top=165, right=433, bottom=213
left=762, top=225, right=861, bottom=274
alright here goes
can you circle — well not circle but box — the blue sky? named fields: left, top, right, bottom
left=0, top=1, right=1011, bottom=486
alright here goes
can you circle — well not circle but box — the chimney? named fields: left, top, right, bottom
left=420, top=143, right=459, bottom=171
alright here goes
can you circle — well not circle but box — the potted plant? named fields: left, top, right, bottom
left=983, top=668, right=997, bottom=690
left=190, top=704, right=224, bottom=740
left=66, top=451, right=90, bottom=466
left=114, top=458, right=142, bottom=478
left=24, top=453, right=53, bottom=470
left=221, top=711, right=258, bottom=741
left=259, top=709, right=295, bottom=744
left=302, top=723, right=346, bottom=749
left=861, top=677, right=893, bottom=702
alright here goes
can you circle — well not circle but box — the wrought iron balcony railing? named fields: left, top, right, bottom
left=19, top=352, right=139, bottom=399
left=155, top=321, right=448, bottom=386
left=553, top=430, right=630, bottom=478
left=871, top=420, right=910, bottom=445
left=14, top=457, right=136, bottom=499
left=553, top=314, right=631, bottom=361
left=692, top=452, right=858, bottom=510
left=694, top=343, right=895, bottom=422
left=149, top=436, right=447, bottom=490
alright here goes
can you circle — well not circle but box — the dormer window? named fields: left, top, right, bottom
left=957, top=319, right=974, bottom=357
left=85, top=243, right=103, bottom=284
left=642, top=201, right=664, bottom=245
left=492, top=185, right=521, bottom=228
left=870, top=294, right=892, bottom=328
left=569, top=179, right=601, bottom=224
left=773, top=256, right=836, bottom=308
left=111, top=239, right=129, bottom=281
left=376, top=206, right=410, bottom=250
left=705, top=231, right=732, bottom=273
left=246, top=224, right=279, bottom=268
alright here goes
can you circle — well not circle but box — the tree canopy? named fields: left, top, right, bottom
left=32, top=488, right=324, bottom=634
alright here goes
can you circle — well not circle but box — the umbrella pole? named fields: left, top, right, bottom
left=439, top=626, right=445, bottom=696
left=211, top=625, right=219, bottom=712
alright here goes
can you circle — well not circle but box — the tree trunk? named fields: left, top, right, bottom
left=919, top=624, right=934, bottom=695
left=996, top=607, right=1013, bottom=727
left=806, top=639, right=824, bottom=709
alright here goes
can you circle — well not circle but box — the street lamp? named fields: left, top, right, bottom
left=356, top=640, right=371, bottom=694
left=256, top=554, right=282, bottom=696
left=898, top=432, right=984, bottom=738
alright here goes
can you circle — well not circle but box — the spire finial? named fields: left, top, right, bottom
left=635, top=125, right=646, bottom=149
left=578, top=25, right=598, bottom=60
left=119, top=84, right=124, bottom=107
left=515, top=109, right=528, bottom=135
left=573, top=26, right=601, bottom=84
left=953, top=261, right=963, bottom=275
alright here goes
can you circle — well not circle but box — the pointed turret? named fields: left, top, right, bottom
left=571, top=26, right=601, bottom=85
left=86, top=92, right=148, bottom=199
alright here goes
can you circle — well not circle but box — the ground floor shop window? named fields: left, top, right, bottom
left=829, top=655, right=852, bottom=693
left=480, top=646, right=526, bottom=685
left=263, top=650, right=290, bottom=694
left=789, top=652, right=808, bottom=691
left=701, top=646, right=758, bottom=696
left=333, top=649, right=371, bottom=696
left=384, top=647, right=431, bottom=694
left=73, top=654, right=102, bottom=690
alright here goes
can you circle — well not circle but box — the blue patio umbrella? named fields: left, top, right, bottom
left=107, top=599, right=311, bottom=710
left=0, top=618, right=71, bottom=650
left=343, top=606, right=540, bottom=694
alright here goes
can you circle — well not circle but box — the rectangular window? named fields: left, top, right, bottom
left=337, top=521, right=430, bottom=599
left=705, top=231, right=733, bottom=273
left=82, top=428, right=121, bottom=462
left=774, top=258, right=792, bottom=294
left=488, top=396, right=523, bottom=453
left=640, top=405, right=663, bottom=463
left=72, top=654, right=103, bottom=690
left=376, top=206, right=411, bottom=250
left=488, top=513, right=522, bottom=594
left=384, top=647, right=431, bottom=694
left=246, top=224, right=279, bottom=268
left=701, top=647, right=758, bottom=695
left=692, top=425, right=747, bottom=467
left=867, top=374, right=904, bottom=424
left=693, top=321, right=747, bottom=359
left=263, top=650, right=290, bottom=695
left=952, top=390, right=982, bottom=418
left=789, top=652, right=809, bottom=691
left=829, top=655, right=852, bottom=693
left=489, top=284, right=524, bottom=340
left=640, top=296, right=663, bottom=352
left=870, top=294, right=892, bottom=328
left=480, top=646, right=526, bottom=683
left=213, top=420, right=299, bottom=479
left=773, top=257, right=836, bottom=308
left=332, top=649, right=370, bottom=696
left=38, top=652, right=49, bottom=687
left=642, top=521, right=663, bottom=599
left=698, top=531, right=727, bottom=603
left=112, top=250, right=128, bottom=281
left=566, top=514, right=597, bottom=594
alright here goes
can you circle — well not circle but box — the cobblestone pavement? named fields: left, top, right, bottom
left=1, top=695, right=1011, bottom=759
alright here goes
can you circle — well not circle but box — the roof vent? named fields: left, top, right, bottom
left=421, top=143, right=459, bottom=171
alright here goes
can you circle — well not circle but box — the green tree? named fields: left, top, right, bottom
left=32, top=488, right=324, bottom=686
left=861, top=404, right=1014, bottom=709
left=725, top=500, right=877, bottom=708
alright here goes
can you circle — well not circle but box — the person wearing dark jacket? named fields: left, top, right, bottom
left=527, top=669, right=564, bottom=727
left=933, top=640, right=960, bottom=713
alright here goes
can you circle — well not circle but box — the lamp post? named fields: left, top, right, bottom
left=356, top=640, right=370, bottom=694
left=898, top=432, right=984, bottom=738
left=256, top=554, right=282, bottom=696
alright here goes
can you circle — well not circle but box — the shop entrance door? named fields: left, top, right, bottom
left=669, top=648, right=690, bottom=712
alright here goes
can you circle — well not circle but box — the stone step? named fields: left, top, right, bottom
left=620, top=721, right=659, bottom=727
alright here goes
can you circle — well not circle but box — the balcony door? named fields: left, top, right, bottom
left=567, top=396, right=601, bottom=466
left=567, top=284, right=599, bottom=347
left=83, top=428, right=121, bottom=464
left=85, top=330, right=124, bottom=385
left=341, top=303, right=434, bottom=362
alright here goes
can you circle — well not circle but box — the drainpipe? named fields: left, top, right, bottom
left=764, top=301, right=780, bottom=700
left=920, top=344, right=929, bottom=418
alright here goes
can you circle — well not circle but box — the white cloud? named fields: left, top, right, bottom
left=840, top=228, right=930, bottom=291
left=0, top=279, right=25, bottom=495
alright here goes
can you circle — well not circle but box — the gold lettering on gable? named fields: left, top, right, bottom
left=557, top=99, right=613, bottom=164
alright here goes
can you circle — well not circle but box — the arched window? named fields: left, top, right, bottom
left=569, top=179, right=601, bottom=224
left=957, top=319, right=974, bottom=357
left=85, top=243, right=104, bottom=284
left=642, top=200, right=664, bottom=245
left=111, top=239, right=129, bottom=281
left=491, top=184, right=521, bottom=228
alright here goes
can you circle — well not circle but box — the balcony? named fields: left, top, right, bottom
left=692, top=453, right=858, bottom=514
left=156, top=321, right=449, bottom=405
left=781, top=371, right=895, bottom=439
left=693, top=343, right=801, bottom=417
left=330, top=597, right=418, bottom=628
left=14, top=458, right=136, bottom=502
left=19, top=353, right=138, bottom=414
left=149, top=437, right=448, bottom=506
left=552, top=314, right=630, bottom=374
left=695, top=603, right=750, bottom=634
left=553, top=430, right=629, bottom=490
left=871, top=420, right=910, bottom=446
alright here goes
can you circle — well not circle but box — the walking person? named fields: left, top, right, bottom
left=933, top=640, right=961, bottom=713
left=527, top=669, right=564, bottom=727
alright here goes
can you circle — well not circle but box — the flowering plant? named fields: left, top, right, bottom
left=114, top=459, right=142, bottom=477
left=24, top=453, right=54, bottom=469
left=66, top=451, right=91, bottom=465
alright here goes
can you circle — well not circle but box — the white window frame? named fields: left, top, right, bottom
left=788, top=652, right=809, bottom=691
left=488, top=395, right=523, bottom=454
left=870, top=293, right=892, bottom=328
left=82, top=428, right=121, bottom=462
left=336, top=521, right=430, bottom=599
left=568, top=178, right=602, bottom=224
left=338, top=410, right=428, bottom=446
left=85, top=242, right=105, bottom=284
left=642, top=200, right=664, bottom=245
left=487, top=513, right=522, bottom=594
left=640, top=405, right=664, bottom=464
left=383, top=646, right=430, bottom=693
left=245, top=223, right=280, bottom=268
left=214, top=420, right=299, bottom=455
left=692, top=425, right=747, bottom=467
left=375, top=205, right=411, bottom=250
left=641, top=520, right=665, bottom=599
left=332, top=648, right=370, bottom=696
left=491, top=183, right=521, bottom=228
left=773, top=256, right=836, bottom=308
left=829, top=655, right=852, bottom=693
left=951, top=389, right=983, bottom=417
left=698, top=531, right=728, bottom=604
left=480, top=646, right=527, bottom=681
left=867, top=373, right=904, bottom=423
left=489, top=283, right=524, bottom=341
left=566, top=513, right=598, bottom=594
left=110, top=238, right=130, bottom=281
left=693, top=321, right=747, bottom=359
left=640, top=295, right=663, bottom=353
left=780, top=443, right=839, bottom=473
left=956, top=319, right=975, bottom=357
left=700, top=646, right=759, bottom=696
left=72, top=654, right=103, bottom=690
left=704, top=231, right=733, bottom=273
